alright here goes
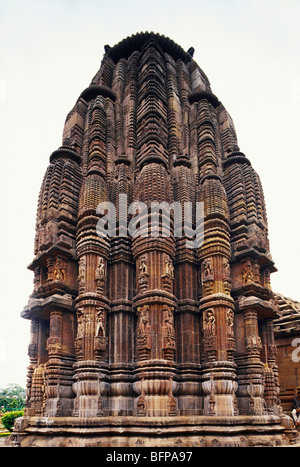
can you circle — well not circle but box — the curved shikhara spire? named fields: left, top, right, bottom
left=23, top=33, right=283, bottom=434
left=57, top=31, right=269, bottom=253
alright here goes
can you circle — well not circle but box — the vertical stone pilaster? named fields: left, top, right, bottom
left=25, top=320, right=39, bottom=415
left=45, top=310, right=63, bottom=416
left=43, top=304, right=76, bottom=417
left=132, top=237, right=178, bottom=417
left=235, top=309, right=265, bottom=415
left=131, top=150, right=178, bottom=416
left=195, top=96, right=238, bottom=417
left=260, top=319, right=282, bottom=415
left=73, top=112, right=111, bottom=417
left=73, top=248, right=110, bottom=418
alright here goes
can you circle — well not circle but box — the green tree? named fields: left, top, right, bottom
left=1, top=410, right=24, bottom=432
left=0, top=384, right=26, bottom=412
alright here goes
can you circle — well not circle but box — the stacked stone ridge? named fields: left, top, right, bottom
left=16, top=32, right=296, bottom=447
left=274, top=294, right=300, bottom=414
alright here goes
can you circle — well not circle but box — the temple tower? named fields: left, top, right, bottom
left=16, top=32, right=294, bottom=447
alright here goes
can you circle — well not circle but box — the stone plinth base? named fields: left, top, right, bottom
left=7, top=415, right=296, bottom=447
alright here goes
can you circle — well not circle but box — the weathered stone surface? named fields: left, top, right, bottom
left=8, top=415, right=291, bottom=447
left=274, top=294, right=300, bottom=414
left=15, top=31, right=296, bottom=447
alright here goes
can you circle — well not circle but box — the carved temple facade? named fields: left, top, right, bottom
left=13, top=32, right=297, bottom=447
left=274, top=294, right=300, bottom=413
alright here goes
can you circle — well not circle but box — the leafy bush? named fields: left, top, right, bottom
left=1, top=411, right=24, bottom=432
left=0, top=384, right=26, bottom=412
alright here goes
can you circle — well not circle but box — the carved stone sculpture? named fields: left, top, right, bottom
left=16, top=32, right=294, bottom=447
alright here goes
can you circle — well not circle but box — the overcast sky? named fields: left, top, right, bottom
left=0, top=0, right=299, bottom=389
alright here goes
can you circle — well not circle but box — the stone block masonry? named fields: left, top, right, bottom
left=11, top=32, right=297, bottom=447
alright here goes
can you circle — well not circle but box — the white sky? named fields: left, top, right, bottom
left=0, top=0, right=299, bottom=389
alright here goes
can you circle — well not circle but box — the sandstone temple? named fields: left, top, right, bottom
left=12, top=32, right=298, bottom=447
